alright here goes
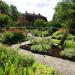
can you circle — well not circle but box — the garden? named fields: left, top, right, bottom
left=0, top=44, right=58, bottom=75
left=0, top=0, right=75, bottom=75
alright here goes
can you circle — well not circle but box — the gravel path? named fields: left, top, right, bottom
left=12, top=42, right=75, bottom=75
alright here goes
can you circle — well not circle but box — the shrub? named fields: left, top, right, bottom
left=0, top=44, right=35, bottom=75
left=31, top=29, right=49, bottom=37
left=12, top=31, right=25, bottom=44
left=51, top=39, right=60, bottom=45
left=1, top=32, right=13, bottom=44
left=33, top=63, right=57, bottom=75
left=64, top=41, right=75, bottom=48
left=42, top=31, right=49, bottom=36
left=31, top=44, right=43, bottom=52
left=31, top=29, right=40, bottom=36
left=26, top=35, right=33, bottom=41
left=31, top=44, right=51, bottom=52
left=0, top=44, right=58, bottom=75
left=31, top=37, right=43, bottom=44
left=52, top=29, right=66, bottom=40
left=60, top=48, right=75, bottom=58
left=0, top=14, right=11, bottom=28
left=1, top=31, right=26, bottom=44
left=31, top=37, right=51, bottom=45
left=18, top=55, right=35, bottom=67
left=30, top=37, right=51, bottom=52
left=67, top=34, right=75, bottom=40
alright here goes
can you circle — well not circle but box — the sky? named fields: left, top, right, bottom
left=3, top=0, right=59, bottom=21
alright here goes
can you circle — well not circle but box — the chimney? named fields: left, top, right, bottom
left=38, top=13, right=40, bottom=16
left=25, top=11, right=27, bottom=15
left=33, top=12, right=35, bottom=15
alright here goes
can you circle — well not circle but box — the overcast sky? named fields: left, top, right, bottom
left=3, top=0, right=59, bottom=21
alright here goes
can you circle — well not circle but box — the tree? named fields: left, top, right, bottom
left=53, top=2, right=75, bottom=29
left=0, top=14, right=11, bottom=29
left=62, top=0, right=75, bottom=2
left=34, top=19, right=46, bottom=28
left=10, top=5, right=20, bottom=21
left=53, top=0, right=75, bottom=46
left=0, top=0, right=10, bottom=15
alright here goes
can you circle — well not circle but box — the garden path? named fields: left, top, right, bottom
left=12, top=41, right=75, bottom=75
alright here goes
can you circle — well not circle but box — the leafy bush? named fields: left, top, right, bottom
left=60, top=48, right=75, bottom=59
left=31, top=44, right=51, bottom=52
left=31, top=29, right=40, bottom=36
left=51, top=39, right=60, bottom=45
left=31, top=37, right=51, bottom=45
left=31, top=37, right=43, bottom=44
left=33, top=63, right=57, bottom=75
left=1, top=31, right=26, bottom=44
left=1, top=32, right=13, bottom=44
left=42, top=31, right=49, bottom=36
left=67, top=34, right=75, bottom=40
left=34, top=19, right=46, bottom=28
left=31, top=44, right=42, bottom=52
left=52, top=29, right=65, bottom=40
left=30, top=37, right=51, bottom=52
left=64, top=41, right=75, bottom=48
left=0, top=14, right=11, bottom=28
left=0, top=44, right=58, bottom=75
left=0, top=44, right=35, bottom=75
left=31, top=29, right=49, bottom=37
left=12, top=31, right=25, bottom=44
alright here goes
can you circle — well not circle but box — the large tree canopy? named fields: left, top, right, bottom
left=0, top=14, right=11, bottom=28
left=0, top=1, right=21, bottom=28
left=10, top=5, right=20, bottom=21
left=0, top=0, right=10, bottom=15
left=53, top=1, right=75, bottom=29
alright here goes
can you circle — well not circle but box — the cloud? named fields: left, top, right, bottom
left=3, top=0, right=59, bottom=21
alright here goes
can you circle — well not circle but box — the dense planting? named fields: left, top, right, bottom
left=31, top=29, right=50, bottom=37
left=30, top=37, right=52, bottom=53
left=60, top=48, right=75, bottom=59
left=0, top=44, right=58, bottom=75
left=0, top=31, right=26, bottom=44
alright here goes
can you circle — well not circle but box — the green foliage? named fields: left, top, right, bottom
left=33, top=63, right=57, bottom=75
left=60, top=40, right=75, bottom=59
left=60, top=48, right=75, bottom=58
left=0, top=44, right=58, bottom=75
left=30, top=37, right=51, bottom=52
left=0, top=0, right=20, bottom=27
left=53, top=1, right=75, bottom=29
left=64, top=41, right=75, bottom=48
left=12, top=31, right=26, bottom=43
left=1, top=32, right=13, bottom=44
left=31, top=37, right=51, bottom=45
left=0, top=0, right=10, bottom=15
left=34, top=19, right=46, bottom=28
left=31, top=29, right=49, bottom=37
left=67, top=34, right=75, bottom=40
left=52, top=31, right=64, bottom=39
left=1, top=31, right=26, bottom=44
left=0, top=44, right=35, bottom=75
left=10, top=4, right=20, bottom=21
left=18, top=55, right=34, bottom=67
left=31, top=44, right=51, bottom=52
left=52, top=30, right=65, bottom=40
left=0, top=14, right=11, bottom=28
left=31, top=37, right=43, bottom=44
left=48, top=21, right=61, bottom=31
left=31, top=29, right=41, bottom=36
left=51, top=39, right=60, bottom=45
